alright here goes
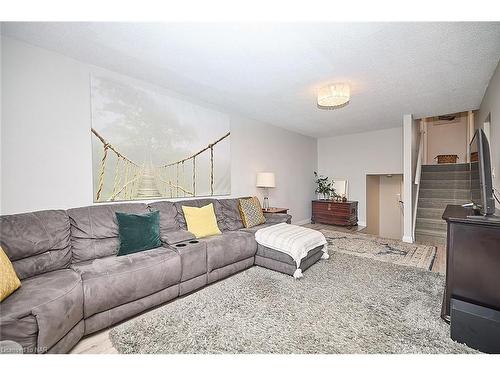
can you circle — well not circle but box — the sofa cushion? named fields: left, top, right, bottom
left=174, top=199, right=225, bottom=231
left=71, top=247, right=181, bottom=318
left=0, top=210, right=72, bottom=279
left=199, top=231, right=257, bottom=272
left=263, top=212, right=292, bottom=225
left=116, top=211, right=162, bottom=256
left=0, top=269, right=83, bottom=353
left=238, top=223, right=276, bottom=234
left=67, top=203, right=150, bottom=263
left=218, top=198, right=245, bottom=231
left=148, top=201, right=182, bottom=239
left=239, top=214, right=292, bottom=234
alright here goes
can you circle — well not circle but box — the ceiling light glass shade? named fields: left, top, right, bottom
left=317, top=83, right=350, bottom=109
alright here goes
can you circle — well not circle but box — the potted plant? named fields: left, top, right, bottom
left=314, top=172, right=337, bottom=200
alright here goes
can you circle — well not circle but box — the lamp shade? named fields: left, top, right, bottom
left=256, top=172, right=276, bottom=188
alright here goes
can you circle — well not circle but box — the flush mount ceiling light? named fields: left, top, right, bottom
left=317, top=83, right=350, bottom=110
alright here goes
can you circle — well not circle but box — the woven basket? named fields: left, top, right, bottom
left=434, top=154, right=459, bottom=164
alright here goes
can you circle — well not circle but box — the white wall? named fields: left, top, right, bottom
left=1, top=37, right=317, bottom=223
left=0, top=35, right=3, bottom=214
left=426, top=114, right=468, bottom=164
left=317, top=126, right=403, bottom=226
left=476, top=61, right=500, bottom=198
left=230, top=114, right=317, bottom=224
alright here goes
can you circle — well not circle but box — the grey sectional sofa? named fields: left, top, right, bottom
left=0, top=198, right=291, bottom=354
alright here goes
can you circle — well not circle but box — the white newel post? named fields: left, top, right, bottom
left=402, top=114, right=414, bottom=243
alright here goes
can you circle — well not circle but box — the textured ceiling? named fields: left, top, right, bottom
left=2, top=22, right=500, bottom=138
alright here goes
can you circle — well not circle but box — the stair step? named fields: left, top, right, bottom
left=418, top=197, right=469, bottom=209
left=422, top=163, right=469, bottom=172
left=415, top=228, right=447, bottom=239
left=420, top=171, right=470, bottom=181
left=416, top=217, right=447, bottom=231
left=420, top=180, right=470, bottom=189
left=419, top=188, right=470, bottom=199
left=417, top=207, right=445, bottom=219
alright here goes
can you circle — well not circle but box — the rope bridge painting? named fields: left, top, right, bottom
left=91, top=75, right=231, bottom=202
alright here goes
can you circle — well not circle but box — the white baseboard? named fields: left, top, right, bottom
left=357, top=221, right=366, bottom=227
left=402, top=235, right=414, bottom=243
left=293, top=218, right=311, bottom=225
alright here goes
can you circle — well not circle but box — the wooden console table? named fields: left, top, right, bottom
left=311, top=200, right=358, bottom=227
left=441, top=205, right=500, bottom=321
left=441, top=205, right=500, bottom=353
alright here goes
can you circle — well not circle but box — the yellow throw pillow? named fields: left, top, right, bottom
left=182, top=203, right=222, bottom=238
left=0, top=246, right=21, bottom=302
left=239, top=197, right=266, bottom=228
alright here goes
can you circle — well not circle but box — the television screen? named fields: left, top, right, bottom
left=469, top=129, right=495, bottom=215
left=470, top=134, right=481, bottom=205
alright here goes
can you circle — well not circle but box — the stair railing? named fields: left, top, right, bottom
left=412, top=132, right=424, bottom=239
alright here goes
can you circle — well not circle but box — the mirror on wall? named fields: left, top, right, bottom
left=332, top=179, right=348, bottom=199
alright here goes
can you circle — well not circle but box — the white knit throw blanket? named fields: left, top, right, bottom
left=255, top=223, right=329, bottom=278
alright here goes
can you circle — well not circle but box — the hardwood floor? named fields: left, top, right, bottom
left=71, top=329, right=117, bottom=354
left=70, top=222, right=445, bottom=354
left=430, top=244, right=446, bottom=274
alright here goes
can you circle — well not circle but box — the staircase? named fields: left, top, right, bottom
left=415, top=163, right=470, bottom=245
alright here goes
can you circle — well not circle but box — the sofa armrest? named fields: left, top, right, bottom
left=264, top=213, right=292, bottom=225
left=161, top=230, right=196, bottom=245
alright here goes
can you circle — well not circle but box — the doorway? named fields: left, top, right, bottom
left=365, top=174, right=404, bottom=240
left=423, top=112, right=469, bottom=165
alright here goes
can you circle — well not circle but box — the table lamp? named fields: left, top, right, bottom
left=256, top=172, right=275, bottom=209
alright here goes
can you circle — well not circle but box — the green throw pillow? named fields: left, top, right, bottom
left=116, top=211, right=162, bottom=256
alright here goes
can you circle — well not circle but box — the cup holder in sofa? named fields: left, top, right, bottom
left=175, top=243, right=187, bottom=247
left=189, top=240, right=199, bottom=244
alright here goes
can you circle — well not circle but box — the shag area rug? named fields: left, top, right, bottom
left=321, top=229, right=436, bottom=271
left=109, top=252, right=475, bottom=354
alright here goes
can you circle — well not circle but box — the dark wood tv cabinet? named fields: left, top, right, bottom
left=441, top=204, right=500, bottom=353
left=311, top=200, right=358, bottom=227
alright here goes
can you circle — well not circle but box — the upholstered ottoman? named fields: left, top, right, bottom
left=254, top=223, right=329, bottom=278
